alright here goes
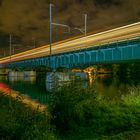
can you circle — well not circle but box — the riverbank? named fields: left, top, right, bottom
left=0, top=92, right=57, bottom=140
left=0, top=83, right=47, bottom=112
left=50, top=84, right=140, bottom=140
left=0, top=84, right=140, bottom=139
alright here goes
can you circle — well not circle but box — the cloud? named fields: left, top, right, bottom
left=0, top=0, right=140, bottom=54
left=0, top=0, right=48, bottom=35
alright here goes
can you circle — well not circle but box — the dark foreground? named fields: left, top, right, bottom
left=0, top=84, right=140, bottom=140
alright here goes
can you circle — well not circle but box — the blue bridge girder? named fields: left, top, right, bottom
left=6, top=37, right=140, bottom=69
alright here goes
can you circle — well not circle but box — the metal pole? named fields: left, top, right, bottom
left=74, top=14, right=87, bottom=36
left=9, top=34, right=12, bottom=60
left=34, top=39, right=36, bottom=48
left=84, top=14, right=87, bottom=36
left=49, top=4, right=53, bottom=63
left=9, top=34, right=12, bottom=107
left=52, top=22, right=71, bottom=33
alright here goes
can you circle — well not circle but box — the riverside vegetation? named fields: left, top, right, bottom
left=0, top=83, right=140, bottom=140
left=0, top=93, right=57, bottom=140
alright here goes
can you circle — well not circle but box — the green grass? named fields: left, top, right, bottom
left=50, top=83, right=140, bottom=140
left=0, top=84, right=140, bottom=140
left=0, top=93, right=57, bottom=140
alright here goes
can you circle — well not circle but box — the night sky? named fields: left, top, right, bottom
left=0, top=0, right=140, bottom=57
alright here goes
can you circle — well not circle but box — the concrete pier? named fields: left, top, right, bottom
left=46, top=72, right=89, bottom=91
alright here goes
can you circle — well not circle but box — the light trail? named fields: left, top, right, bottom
left=0, top=21, right=140, bottom=64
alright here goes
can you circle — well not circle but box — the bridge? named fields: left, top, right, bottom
left=0, top=22, right=140, bottom=70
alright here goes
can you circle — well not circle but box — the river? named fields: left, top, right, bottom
left=0, top=71, right=139, bottom=104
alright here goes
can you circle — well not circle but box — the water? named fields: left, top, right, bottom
left=0, top=71, right=139, bottom=104
left=0, top=73, right=49, bottom=104
left=90, top=74, right=131, bottom=97
left=0, top=71, right=139, bottom=139
left=46, top=72, right=88, bottom=91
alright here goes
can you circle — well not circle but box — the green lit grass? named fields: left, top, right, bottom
left=0, top=84, right=140, bottom=140
left=50, top=83, right=140, bottom=140
left=0, top=93, right=57, bottom=140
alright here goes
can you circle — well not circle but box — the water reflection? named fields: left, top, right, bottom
left=46, top=72, right=88, bottom=91
left=8, top=76, right=36, bottom=83
left=0, top=76, right=8, bottom=81
left=90, top=74, right=135, bottom=97
left=0, top=82, right=47, bottom=111
left=0, top=82, right=11, bottom=93
left=1, top=71, right=49, bottom=104
left=8, top=71, right=36, bottom=83
left=0, top=70, right=139, bottom=104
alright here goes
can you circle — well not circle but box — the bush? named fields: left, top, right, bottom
left=1, top=84, right=140, bottom=140
left=0, top=93, right=57, bottom=140
left=50, top=83, right=140, bottom=139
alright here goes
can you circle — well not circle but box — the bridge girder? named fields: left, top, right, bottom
left=5, top=38, right=140, bottom=70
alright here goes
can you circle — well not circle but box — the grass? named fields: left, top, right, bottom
left=0, top=93, right=57, bottom=140
left=50, top=83, right=140, bottom=140
left=0, top=84, right=140, bottom=140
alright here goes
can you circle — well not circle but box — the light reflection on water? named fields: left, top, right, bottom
left=0, top=82, right=47, bottom=111
left=0, top=74, right=49, bottom=104
left=0, top=71, right=139, bottom=104
left=8, top=76, right=36, bottom=83
left=90, top=74, right=131, bottom=97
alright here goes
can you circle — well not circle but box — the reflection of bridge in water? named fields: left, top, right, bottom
left=2, top=71, right=89, bottom=92
left=8, top=71, right=36, bottom=83
left=46, top=72, right=89, bottom=91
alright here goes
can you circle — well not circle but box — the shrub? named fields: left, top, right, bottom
left=50, top=83, right=140, bottom=139
left=0, top=93, right=57, bottom=140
